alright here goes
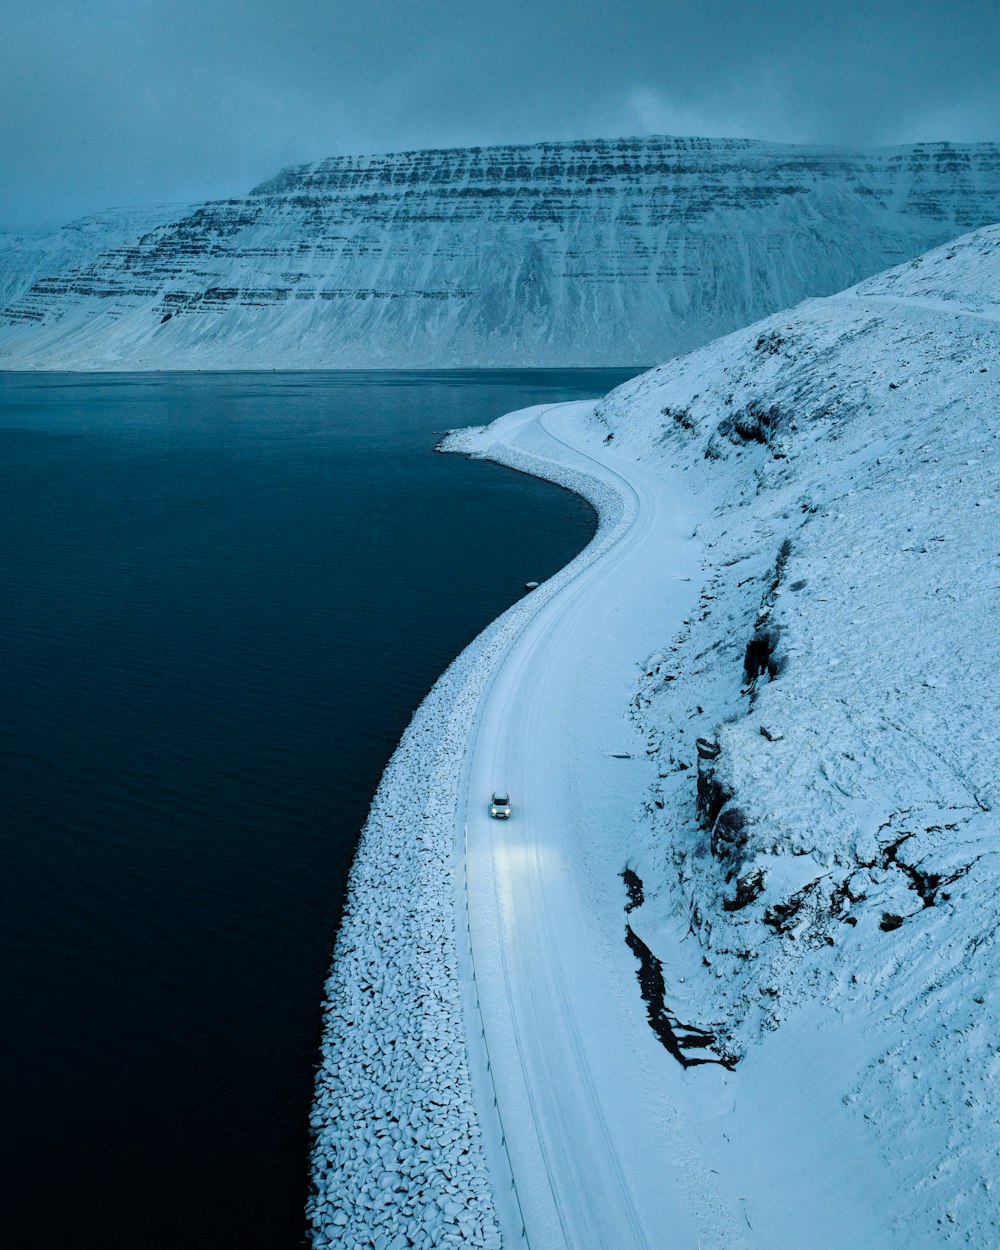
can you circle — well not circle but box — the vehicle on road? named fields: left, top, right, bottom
left=490, top=791, right=511, bottom=819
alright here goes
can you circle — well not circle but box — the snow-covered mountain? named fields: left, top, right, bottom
left=0, top=204, right=186, bottom=312
left=2, top=135, right=1000, bottom=370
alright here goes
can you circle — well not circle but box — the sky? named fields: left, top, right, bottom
left=1, top=0, right=998, bottom=230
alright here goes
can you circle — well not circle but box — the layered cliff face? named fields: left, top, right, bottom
left=0, top=204, right=186, bottom=313
left=2, top=135, right=1000, bottom=369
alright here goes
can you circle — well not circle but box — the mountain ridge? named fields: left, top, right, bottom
left=2, top=134, right=1000, bottom=369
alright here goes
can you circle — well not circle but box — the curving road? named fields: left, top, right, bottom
left=462, top=402, right=713, bottom=1249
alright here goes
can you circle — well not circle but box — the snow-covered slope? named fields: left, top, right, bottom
left=0, top=205, right=187, bottom=312
left=309, top=225, right=999, bottom=1249
left=582, top=222, right=1000, bottom=1244
left=2, top=136, right=1000, bottom=370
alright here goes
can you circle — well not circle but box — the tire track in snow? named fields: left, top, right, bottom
left=463, top=404, right=703, bottom=1249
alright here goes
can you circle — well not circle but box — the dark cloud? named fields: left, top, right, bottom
left=1, top=0, right=998, bottom=228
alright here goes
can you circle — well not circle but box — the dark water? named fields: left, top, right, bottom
left=0, top=369, right=639, bottom=1250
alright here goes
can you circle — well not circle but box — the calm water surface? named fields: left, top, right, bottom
left=0, top=370, right=639, bottom=1250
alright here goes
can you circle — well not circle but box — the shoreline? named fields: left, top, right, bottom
left=306, top=270, right=1000, bottom=1241
left=307, top=402, right=633, bottom=1248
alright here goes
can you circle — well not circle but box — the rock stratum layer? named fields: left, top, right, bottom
left=2, top=135, right=1000, bottom=369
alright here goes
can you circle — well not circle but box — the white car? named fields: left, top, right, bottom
left=490, top=791, right=511, bottom=820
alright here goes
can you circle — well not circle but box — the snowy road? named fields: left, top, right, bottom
left=317, top=231, right=998, bottom=1250
left=462, top=403, right=713, bottom=1249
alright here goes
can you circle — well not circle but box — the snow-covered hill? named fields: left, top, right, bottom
left=583, top=222, right=1000, bottom=1243
left=309, top=224, right=999, bottom=1249
left=2, top=135, right=1000, bottom=370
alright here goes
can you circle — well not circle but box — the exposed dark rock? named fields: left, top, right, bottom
left=754, top=330, right=786, bottom=354
left=621, top=868, right=644, bottom=912
left=886, top=841, right=974, bottom=909
left=663, top=404, right=695, bottom=432
left=775, top=537, right=793, bottom=580
left=695, top=745, right=750, bottom=875
left=711, top=805, right=749, bottom=872
left=717, top=400, right=783, bottom=447
left=696, top=758, right=731, bottom=828
left=831, top=873, right=867, bottom=914
left=723, top=867, right=766, bottom=912
left=762, top=877, right=827, bottom=936
left=695, top=736, right=720, bottom=761
left=741, top=541, right=793, bottom=686
left=624, top=923, right=735, bottom=1069
left=743, top=625, right=782, bottom=682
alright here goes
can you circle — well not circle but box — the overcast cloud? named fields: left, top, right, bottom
left=1, top=0, right=998, bottom=229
